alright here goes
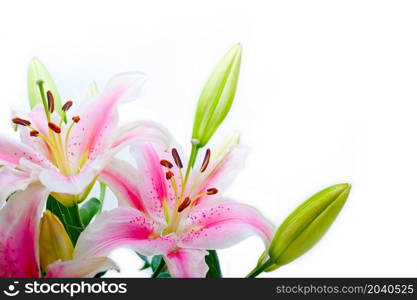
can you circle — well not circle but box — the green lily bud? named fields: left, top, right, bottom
left=268, top=183, right=351, bottom=268
left=27, top=57, right=65, bottom=120
left=191, top=44, right=242, bottom=148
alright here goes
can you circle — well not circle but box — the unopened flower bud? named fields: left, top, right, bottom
left=39, top=210, right=74, bottom=271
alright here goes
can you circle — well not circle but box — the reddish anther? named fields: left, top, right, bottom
left=62, top=101, right=73, bottom=112
left=200, top=148, right=211, bottom=172
left=160, top=159, right=173, bottom=169
left=177, top=197, right=191, bottom=212
left=207, top=188, right=218, bottom=195
left=12, top=117, right=31, bottom=127
left=171, top=148, right=183, bottom=169
left=30, top=130, right=39, bottom=137
left=72, top=116, right=80, bottom=123
left=166, top=171, right=174, bottom=180
left=47, top=90, right=55, bottom=113
left=48, top=122, right=61, bottom=134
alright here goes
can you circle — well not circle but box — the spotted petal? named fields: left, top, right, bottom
left=74, top=207, right=176, bottom=259
left=178, top=198, right=274, bottom=250
left=0, top=184, right=49, bottom=277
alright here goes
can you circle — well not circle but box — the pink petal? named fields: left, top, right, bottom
left=67, top=73, right=146, bottom=167
left=131, top=143, right=179, bottom=223
left=0, top=184, right=49, bottom=277
left=178, top=199, right=275, bottom=250
left=0, top=134, right=50, bottom=168
left=99, top=159, right=147, bottom=212
left=164, top=248, right=209, bottom=278
left=39, top=162, right=98, bottom=194
left=0, top=167, right=35, bottom=207
left=74, top=207, right=176, bottom=258
left=193, top=145, right=247, bottom=207
left=111, top=120, right=173, bottom=152
left=46, top=257, right=119, bottom=278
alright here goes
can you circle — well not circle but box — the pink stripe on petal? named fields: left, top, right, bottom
left=46, top=257, right=119, bottom=278
left=100, top=159, right=146, bottom=212
left=74, top=207, right=176, bottom=258
left=164, top=248, right=209, bottom=278
left=0, top=184, right=48, bottom=278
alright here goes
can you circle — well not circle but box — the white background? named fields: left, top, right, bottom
left=1, top=0, right=416, bottom=277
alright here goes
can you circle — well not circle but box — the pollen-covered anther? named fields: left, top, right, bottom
left=166, top=171, right=174, bottom=180
left=207, top=188, right=218, bottom=195
left=62, top=101, right=73, bottom=112
left=48, top=122, right=61, bottom=134
left=171, top=148, right=183, bottom=169
left=47, top=90, right=55, bottom=113
left=177, top=197, right=191, bottom=212
left=12, top=117, right=31, bottom=127
left=200, top=148, right=211, bottom=172
left=72, top=116, right=80, bottom=123
left=30, top=130, right=39, bottom=137
left=160, top=159, right=173, bottom=169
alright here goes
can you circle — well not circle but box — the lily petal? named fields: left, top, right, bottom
left=131, top=143, right=179, bottom=223
left=68, top=72, right=146, bottom=167
left=0, top=134, right=49, bottom=168
left=164, top=248, right=209, bottom=278
left=0, top=184, right=49, bottom=277
left=46, top=257, right=119, bottom=278
left=178, top=199, right=274, bottom=250
left=99, top=159, right=147, bottom=212
left=111, top=120, right=173, bottom=152
left=194, top=145, right=247, bottom=207
left=0, top=167, right=35, bottom=207
left=74, top=207, right=176, bottom=258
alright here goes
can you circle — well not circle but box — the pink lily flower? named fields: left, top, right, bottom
left=75, top=137, right=275, bottom=277
left=0, top=73, right=171, bottom=206
left=0, top=183, right=118, bottom=278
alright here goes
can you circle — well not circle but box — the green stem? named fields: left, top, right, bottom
left=36, top=80, right=51, bottom=122
left=151, top=259, right=166, bottom=278
left=99, top=183, right=106, bottom=213
left=246, top=259, right=275, bottom=278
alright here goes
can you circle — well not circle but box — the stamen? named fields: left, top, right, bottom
left=207, top=188, right=218, bottom=195
left=30, top=130, right=39, bottom=137
left=72, top=116, right=80, bottom=123
left=12, top=117, right=31, bottom=127
left=166, top=171, right=174, bottom=180
left=62, top=101, right=73, bottom=112
left=171, top=148, right=183, bottom=169
left=177, top=197, right=191, bottom=212
left=160, top=159, right=173, bottom=169
left=48, top=122, right=61, bottom=134
left=200, top=149, right=211, bottom=172
left=47, top=91, right=55, bottom=113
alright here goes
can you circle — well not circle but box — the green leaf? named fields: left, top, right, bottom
left=192, top=44, right=242, bottom=148
left=268, top=183, right=351, bottom=267
left=27, top=58, right=65, bottom=120
left=136, top=253, right=151, bottom=270
left=46, top=195, right=83, bottom=245
left=151, top=255, right=163, bottom=272
left=79, top=197, right=102, bottom=226
left=156, top=272, right=171, bottom=278
left=205, top=250, right=222, bottom=278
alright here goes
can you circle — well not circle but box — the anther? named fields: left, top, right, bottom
left=12, top=117, right=31, bottom=127
left=200, top=149, right=211, bottom=172
left=30, top=130, right=39, bottom=137
left=166, top=171, right=174, bottom=180
left=47, top=91, right=55, bottom=113
left=171, top=148, right=183, bottom=169
left=160, top=159, right=173, bottom=169
left=177, top=197, right=191, bottom=212
left=207, top=188, right=218, bottom=195
left=72, top=116, right=80, bottom=123
left=48, top=122, right=61, bottom=134
left=62, top=101, right=73, bottom=112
